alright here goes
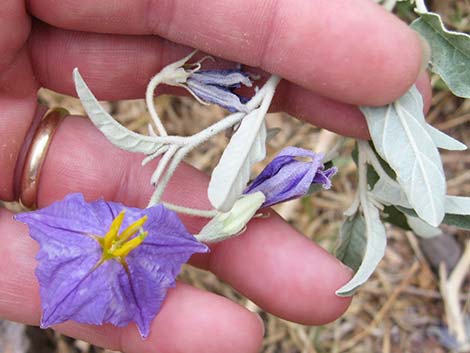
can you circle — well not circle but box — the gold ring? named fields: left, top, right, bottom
left=19, top=108, right=69, bottom=209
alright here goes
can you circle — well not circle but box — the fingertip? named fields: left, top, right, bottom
left=355, top=21, right=425, bottom=106
left=415, top=71, right=432, bottom=113
left=209, top=215, right=353, bottom=326
left=121, top=283, right=264, bottom=353
left=291, top=248, right=354, bottom=326
left=355, top=2, right=427, bottom=106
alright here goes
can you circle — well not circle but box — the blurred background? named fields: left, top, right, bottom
left=1, top=1, right=469, bottom=352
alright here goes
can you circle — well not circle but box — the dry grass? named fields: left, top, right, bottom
left=2, top=1, right=469, bottom=352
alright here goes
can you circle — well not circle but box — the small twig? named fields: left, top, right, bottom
left=415, top=0, right=428, bottom=13
left=314, top=130, right=339, bottom=155
left=439, top=240, right=470, bottom=348
left=338, top=261, right=420, bottom=352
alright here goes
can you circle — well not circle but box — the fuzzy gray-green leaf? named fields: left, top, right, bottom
left=74, top=69, right=162, bottom=154
left=335, top=214, right=367, bottom=272
left=426, top=125, right=467, bottom=151
left=207, top=108, right=267, bottom=212
left=397, top=195, right=470, bottom=230
left=336, top=204, right=387, bottom=296
left=442, top=196, right=470, bottom=230
left=361, top=86, right=446, bottom=227
left=411, top=12, right=470, bottom=98
left=405, top=214, right=442, bottom=238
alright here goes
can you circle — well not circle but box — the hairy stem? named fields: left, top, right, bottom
left=162, top=203, right=218, bottom=218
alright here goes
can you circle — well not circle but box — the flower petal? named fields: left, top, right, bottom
left=15, top=193, right=208, bottom=338
left=244, top=147, right=334, bottom=207
left=186, top=78, right=250, bottom=113
left=190, top=70, right=252, bottom=88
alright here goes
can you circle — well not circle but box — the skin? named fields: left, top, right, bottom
left=0, top=1, right=432, bottom=352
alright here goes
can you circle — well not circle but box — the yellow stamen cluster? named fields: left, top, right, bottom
left=97, top=211, right=149, bottom=263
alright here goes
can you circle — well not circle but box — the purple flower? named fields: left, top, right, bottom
left=244, top=147, right=337, bottom=208
left=15, top=193, right=208, bottom=338
left=186, top=69, right=253, bottom=113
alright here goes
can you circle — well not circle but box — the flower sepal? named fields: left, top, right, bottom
left=196, top=192, right=265, bottom=243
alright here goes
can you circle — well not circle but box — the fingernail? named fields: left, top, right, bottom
left=417, top=34, right=431, bottom=75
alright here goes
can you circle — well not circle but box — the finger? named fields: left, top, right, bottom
left=0, top=4, right=40, bottom=200
left=28, top=22, right=432, bottom=139
left=29, top=0, right=425, bottom=106
left=0, top=208, right=263, bottom=353
left=0, top=0, right=30, bottom=72
left=28, top=116, right=352, bottom=324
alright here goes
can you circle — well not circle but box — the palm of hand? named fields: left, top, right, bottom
left=0, top=1, right=428, bottom=352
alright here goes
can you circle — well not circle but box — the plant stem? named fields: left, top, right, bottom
left=162, top=202, right=218, bottom=218
left=147, top=147, right=190, bottom=207
left=150, top=145, right=177, bottom=185
left=146, top=74, right=168, bottom=136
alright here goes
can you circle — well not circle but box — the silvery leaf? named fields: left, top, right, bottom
left=370, top=177, right=411, bottom=208
left=74, top=69, right=162, bottom=154
left=445, top=195, right=470, bottom=215
left=336, top=204, right=387, bottom=296
left=335, top=214, right=367, bottom=272
left=426, top=125, right=467, bottom=151
left=208, top=108, right=267, bottom=212
left=405, top=214, right=442, bottom=238
left=397, top=195, right=470, bottom=230
left=411, top=12, right=470, bottom=98
left=382, top=205, right=412, bottom=231
left=443, top=214, right=470, bottom=230
left=361, top=86, right=446, bottom=227
left=196, top=192, right=265, bottom=243
left=443, top=196, right=470, bottom=229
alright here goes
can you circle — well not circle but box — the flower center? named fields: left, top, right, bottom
left=97, top=211, right=149, bottom=263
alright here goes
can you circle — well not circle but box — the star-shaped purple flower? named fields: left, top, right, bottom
left=244, top=147, right=337, bottom=208
left=15, top=193, right=208, bottom=338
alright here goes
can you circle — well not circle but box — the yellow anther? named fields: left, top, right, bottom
left=103, top=211, right=125, bottom=249
left=112, top=231, right=148, bottom=258
left=117, top=215, right=149, bottom=245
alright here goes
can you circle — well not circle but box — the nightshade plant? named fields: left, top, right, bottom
left=15, top=0, right=470, bottom=342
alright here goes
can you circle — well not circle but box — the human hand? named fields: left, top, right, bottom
left=1, top=1, right=431, bottom=352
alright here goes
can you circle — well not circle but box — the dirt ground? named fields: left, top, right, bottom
left=1, top=1, right=469, bottom=353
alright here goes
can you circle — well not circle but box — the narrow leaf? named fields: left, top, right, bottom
left=397, top=195, right=470, bottom=230
left=382, top=205, right=412, bottom=231
left=74, top=69, right=162, bottom=154
left=335, top=214, right=367, bottom=272
left=411, top=12, right=470, bottom=98
left=443, top=196, right=470, bottom=229
left=336, top=204, right=387, bottom=296
left=426, top=125, right=467, bottom=151
left=405, top=214, right=442, bottom=238
left=445, top=195, right=470, bottom=215
left=361, top=86, right=446, bottom=226
left=442, top=214, right=470, bottom=230
left=370, top=177, right=410, bottom=208
left=208, top=108, right=267, bottom=212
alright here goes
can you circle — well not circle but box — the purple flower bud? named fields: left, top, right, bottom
left=186, top=69, right=253, bottom=113
left=15, top=193, right=208, bottom=338
left=244, top=147, right=337, bottom=208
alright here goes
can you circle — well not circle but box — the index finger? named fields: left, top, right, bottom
left=28, top=0, right=425, bottom=106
